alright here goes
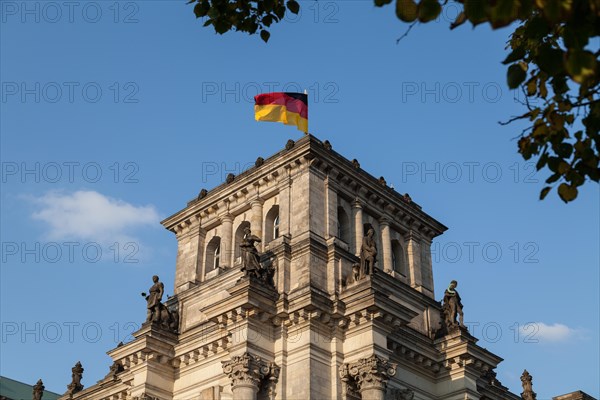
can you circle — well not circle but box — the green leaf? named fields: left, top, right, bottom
left=194, top=2, right=208, bottom=18
left=260, top=29, right=271, bottom=43
left=537, top=46, right=564, bottom=75
left=557, top=182, right=578, bottom=202
left=502, top=47, right=526, bottom=65
left=417, top=0, right=441, bottom=22
left=539, top=186, right=552, bottom=200
left=490, top=0, right=519, bottom=28
left=450, top=11, right=467, bottom=30
left=507, top=64, right=527, bottom=89
left=566, top=50, right=597, bottom=84
left=286, top=0, right=300, bottom=14
left=464, top=0, right=488, bottom=25
left=396, top=0, right=418, bottom=22
left=546, top=173, right=561, bottom=183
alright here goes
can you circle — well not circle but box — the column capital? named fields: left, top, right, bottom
left=343, top=355, right=397, bottom=392
left=352, top=198, right=363, bottom=209
left=222, top=352, right=279, bottom=393
left=250, top=197, right=264, bottom=206
left=379, top=217, right=391, bottom=227
left=220, top=213, right=233, bottom=224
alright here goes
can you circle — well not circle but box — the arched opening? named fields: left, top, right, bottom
left=392, top=239, right=407, bottom=276
left=337, top=206, right=350, bottom=243
left=234, top=221, right=251, bottom=264
left=264, top=205, right=280, bottom=243
left=205, top=236, right=221, bottom=272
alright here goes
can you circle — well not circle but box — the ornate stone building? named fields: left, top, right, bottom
left=59, top=135, right=536, bottom=400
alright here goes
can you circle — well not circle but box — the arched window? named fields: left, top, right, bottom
left=264, top=205, right=280, bottom=243
left=391, top=239, right=407, bottom=276
left=205, top=236, right=221, bottom=273
left=234, top=221, right=251, bottom=264
left=337, top=206, right=349, bottom=242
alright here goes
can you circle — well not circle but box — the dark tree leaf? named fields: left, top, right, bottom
left=539, top=186, right=552, bottom=200
left=396, top=0, right=418, bottom=22
left=287, top=0, right=300, bottom=14
left=418, top=0, right=442, bottom=22
left=557, top=182, right=578, bottom=202
left=507, top=64, right=527, bottom=89
left=260, top=29, right=271, bottom=42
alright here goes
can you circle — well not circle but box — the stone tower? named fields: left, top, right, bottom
left=60, top=135, right=522, bottom=400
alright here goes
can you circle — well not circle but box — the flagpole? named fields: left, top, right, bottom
left=304, top=89, right=309, bottom=136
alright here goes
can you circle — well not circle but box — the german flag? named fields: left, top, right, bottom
left=254, top=92, right=308, bottom=133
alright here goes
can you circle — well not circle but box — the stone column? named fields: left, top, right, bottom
left=278, top=175, right=292, bottom=237
left=352, top=200, right=363, bottom=256
left=341, top=355, right=396, bottom=400
left=250, top=198, right=264, bottom=244
left=222, top=353, right=280, bottom=400
left=324, top=176, right=338, bottom=239
left=379, top=218, right=392, bottom=273
left=406, top=231, right=422, bottom=288
left=196, top=227, right=207, bottom=281
left=221, top=214, right=233, bottom=268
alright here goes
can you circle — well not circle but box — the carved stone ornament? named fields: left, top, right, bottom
left=520, top=370, right=537, bottom=400
left=197, top=188, right=208, bottom=200
left=340, top=355, right=397, bottom=393
left=133, top=394, right=160, bottom=400
left=255, top=157, right=265, bottom=167
left=104, top=361, right=125, bottom=380
left=379, top=176, right=387, bottom=186
left=222, top=352, right=280, bottom=393
left=226, top=173, right=235, bottom=184
left=352, top=159, right=361, bottom=169
left=65, top=361, right=84, bottom=396
left=285, top=139, right=295, bottom=150
left=323, top=140, right=332, bottom=150
left=32, top=379, right=44, bottom=400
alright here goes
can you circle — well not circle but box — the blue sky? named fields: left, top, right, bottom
left=1, top=1, right=598, bottom=398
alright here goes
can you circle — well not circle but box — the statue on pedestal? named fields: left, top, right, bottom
left=65, top=361, right=84, bottom=396
left=360, top=227, right=378, bottom=278
left=521, top=370, right=537, bottom=400
left=442, top=280, right=464, bottom=331
left=240, top=227, right=262, bottom=279
left=144, top=275, right=164, bottom=323
left=141, top=275, right=179, bottom=333
left=32, top=379, right=44, bottom=400
left=239, top=227, right=276, bottom=288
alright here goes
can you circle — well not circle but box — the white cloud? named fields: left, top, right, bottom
left=28, top=190, right=160, bottom=242
left=520, top=322, right=582, bottom=343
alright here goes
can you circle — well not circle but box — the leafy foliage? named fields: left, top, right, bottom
left=188, top=0, right=600, bottom=202
left=188, top=0, right=300, bottom=42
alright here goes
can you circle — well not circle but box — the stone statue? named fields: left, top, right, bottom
left=144, top=275, right=164, bottom=323
left=442, top=280, right=464, bottom=330
left=240, top=227, right=262, bottom=279
left=345, top=263, right=362, bottom=286
left=521, top=370, right=537, bottom=400
left=360, top=227, right=378, bottom=277
left=104, top=361, right=124, bottom=380
left=141, top=276, right=179, bottom=333
left=65, top=361, right=84, bottom=395
left=32, top=379, right=44, bottom=400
